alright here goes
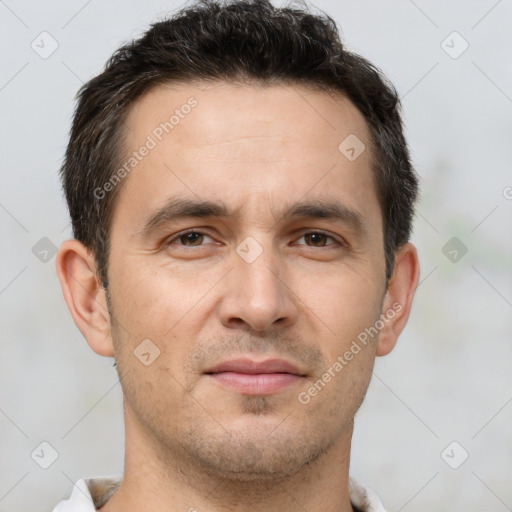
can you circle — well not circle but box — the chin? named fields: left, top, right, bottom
left=179, top=417, right=333, bottom=483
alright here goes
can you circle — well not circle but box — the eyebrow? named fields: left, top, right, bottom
left=137, top=195, right=365, bottom=238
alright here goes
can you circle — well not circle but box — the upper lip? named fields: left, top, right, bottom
left=204, top=358, right=306, bottom=376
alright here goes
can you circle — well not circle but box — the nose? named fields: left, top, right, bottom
left=218, top=240, right=299, bottom=334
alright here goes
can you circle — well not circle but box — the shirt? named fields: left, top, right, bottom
left=51, top=474, right=387, bottom=511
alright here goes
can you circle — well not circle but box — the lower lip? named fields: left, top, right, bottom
left=209, top=372, right=304, bottom=395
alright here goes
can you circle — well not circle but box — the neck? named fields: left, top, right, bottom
left=100, top=403, right=355, bottom=512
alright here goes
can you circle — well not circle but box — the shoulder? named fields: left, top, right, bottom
left=349, top=476, right=387, bottom=512
left=51, top=475, right=122, bottom=512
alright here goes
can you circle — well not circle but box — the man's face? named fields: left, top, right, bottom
left=106, top=82, right=387, bottom=478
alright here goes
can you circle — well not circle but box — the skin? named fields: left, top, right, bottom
left=56, top=81, right=419, bottom=512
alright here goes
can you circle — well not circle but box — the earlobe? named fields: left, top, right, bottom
left=55, top=239, right=114, bottom=357
left=376, top=243, right=420, bottom=356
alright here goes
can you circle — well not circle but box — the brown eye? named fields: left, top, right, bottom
left=168, top=231, right=214, bottom=247
left=179, top=232, right=203, bottom=246
left=297, top=232, right=337, bottom=247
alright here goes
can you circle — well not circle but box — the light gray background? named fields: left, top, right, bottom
left=1, top=0, right=511, bottom=510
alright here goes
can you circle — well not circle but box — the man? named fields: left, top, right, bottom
left=53, top=0, right=420, bottom=510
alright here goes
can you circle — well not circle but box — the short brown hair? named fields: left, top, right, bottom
left=60, top=0, right=418, bottom=289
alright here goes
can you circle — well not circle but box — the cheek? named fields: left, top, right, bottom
left=298, top=267, right=384, bottom=347
left=313, top=271, right=382, bottom=413
left=109, top=255, right=201, bottom=334
left=297, top=332, right=376, bottom=432
left=107, top=255, right=222, bottom=383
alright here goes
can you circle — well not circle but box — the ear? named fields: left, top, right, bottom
left=55, top=239, right=114, bottom=357
left=376, top=243, right=420, bottom=356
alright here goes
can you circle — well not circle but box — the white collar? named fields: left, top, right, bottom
left=52, top=474, right=386, bottom=511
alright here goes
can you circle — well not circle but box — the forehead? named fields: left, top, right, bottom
left=112, top=81, right=380, bottom=235
left=123, top=80, right=371, bottom=153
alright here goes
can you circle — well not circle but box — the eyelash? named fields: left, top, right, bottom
left=165, top=229, right=344, bottom=249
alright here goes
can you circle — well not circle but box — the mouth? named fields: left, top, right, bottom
left=204, top=358, right=307, bottom=396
